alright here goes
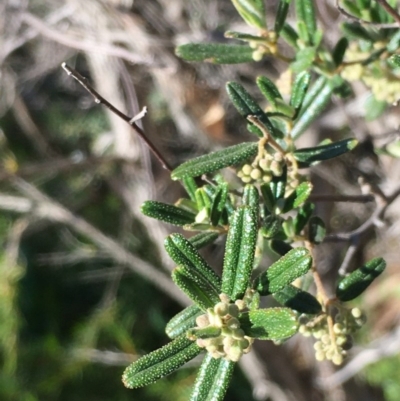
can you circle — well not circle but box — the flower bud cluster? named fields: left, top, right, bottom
left=341, top=43, right=400, bottom=104
left=299, top=308, right=366, bottom=365
left=191, top=294, right=254, bottom=362
left=250, top=32, right=278, bottom=61
left=237, top=152, right=285, bottom=184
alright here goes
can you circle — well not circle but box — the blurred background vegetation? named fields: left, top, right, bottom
left=1, top=0, right=400, bottom=400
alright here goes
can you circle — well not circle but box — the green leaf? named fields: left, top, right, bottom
left=281, top=181, right=313, bottom=213
left=280, top=23, right=299, bottom=49
left=253, top=247, right=312, bottom=295
left=293, top=138, right=358, bottom=166
left=275, top=0, right=292, bottom=34
left=165, top=234, right=221, bottom=291
left=190, top=354, right=235, bottom=401
left=341, top=0, right=362, bottom=18
left=332, top=37, right=349, bottom=66
left=226, top=82, right=277, bottom=138
left=388, top=54, right=400, bottom=69
left=308, top=216, right=326, bottom=244
left=294, top=202, right=314, bottom=234
left=293, top=181, right=313, bottom=208
left=176, top=43, right=255, bottom=64
left=291, top=77, right=341, bottom=139
left=291, top=46, right=316, bottom=72
left=172, top=266, right=221, bottom=310
left=273, top=285, right=322, bottom=314
left=261, top=215, right=284, bottom=238
left=242, top=184, right=260, bottom=209
left=189, top=232, right=219, bottom=249
left=141, top=201, right=196, bottom=226
left=122, top=335, right=201, bottom=388
left=183, top=177, right=199, bottom=202
left=290, top=71, right=311, bottom=112
left=269, top=239, right=293, bottom=256
left=222, top=206, right=258, bottom=299
left=240, top=308, right=298, bottom=340
left=295, top=0, right=317, bottom=45
left=260, top=182, right=277, bottom=213
left=225, top=31, right=265, bottom=42
left=341, top=23, right=375, bottom=42
left=336, top=257, right=386, bottom=302
left=231, top=0, right=267, bottom=29
left=210, top=184, right=228, bottom=226
left=269, top=165, right=287, bottom=200
left=172, top=142, right=258, bottom=180
left=257, top=75, right=283, bottom=108
left=166, top=305, right=203, bottom=339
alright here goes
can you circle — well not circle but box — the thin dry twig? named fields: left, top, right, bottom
left=61, top=63, right=173, bottom=171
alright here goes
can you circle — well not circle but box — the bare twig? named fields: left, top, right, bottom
left=71, top=348, right=136, bottom=366
left=61, top=63, right=173, bottom=171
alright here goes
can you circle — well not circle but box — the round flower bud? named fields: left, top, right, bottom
left=351, top=308, right=362, bottom=318
left=242, top=164, right=252, bottom=175
left=250, top=168, right=262, bottom=180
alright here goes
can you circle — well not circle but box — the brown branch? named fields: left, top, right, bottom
left=61, top=63, right=173, bottom=172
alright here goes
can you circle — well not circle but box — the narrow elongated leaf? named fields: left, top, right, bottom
left=273, top=285, right=322, bottom=314
left=256, top=75, right=283, bottom=107
left=172, top=142, right=258, bottom=180
left=341, top=23, right=375, bottom=42
left=242, top=184, right=260, bottom=209
left=210, top=184, right=228, bottom=226
left=282, top=181, right=313, bottom=213
left=166, top=305, right=203, bottom=339
left=240, top=308, right=298, bottom=340
left=226, top=82, right=276, bottom=138
left=122, top=335, right=201, bottom=388
left=387, top=30, right=400, bottom=52
left=336, top=257, right=386, bottom=302
left=165, top=234, right=221, bottom=291
left=173, top=266, right=220, bottom=310
left=261, top=215, right=283, bottom=238
left=189, top=232, right=219, bottom=249
left=280, top=23, right=299, bottom=48
left=254, top=247, right=312, bottom=295
left=295, top=0, right=317, bottom=45
left=290, top=71, right=311, bottom=112
left=291, top=46, right=316, bottom=72
left=270, top=239, right=293, bottom=256
left=183, top=177, right=198, bottom=202
left=275, top=0, right=292, bottom=34
left=332, top=37, right=349, bottom=66
left=291, top=77, right=339, bottom=139
left=294, top=202, right=314, bottom=234
left=141, top=201, right=196, bottom=226
left=231, top=0, right=267, bottom=29
left=222, top=206, right=258, bottom=299
left=225, top=31, right=265, bottom=41
left=176, top=43, right=254, bottom=64
left=293, top=138, right=358, bottom=166
left=190, top=354, right=235, bottom=401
